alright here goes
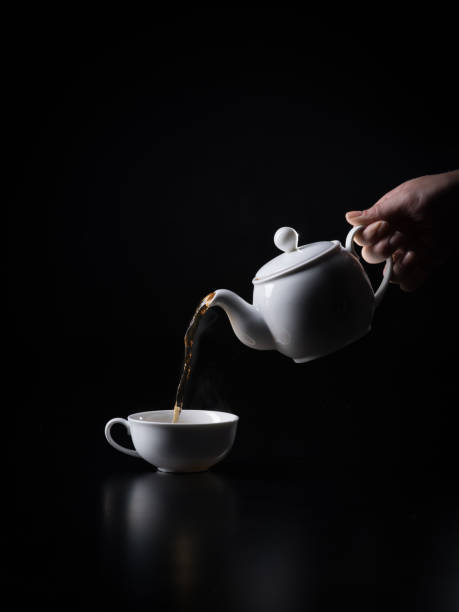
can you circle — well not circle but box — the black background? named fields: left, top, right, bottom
left=6, top=8, right=459, bottom=611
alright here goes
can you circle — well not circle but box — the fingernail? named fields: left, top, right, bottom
left=402, top=251, right=416, bottom=267
left=360, top=220, right=386, bottom=243
left=346, top=211, right=363, bottom=219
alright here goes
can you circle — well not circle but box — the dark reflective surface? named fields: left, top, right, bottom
left=101, top=471, right=238, bottom=608
left=10, top=457, right=459, bottom=611
left=6, top=9, right=459, bottom=612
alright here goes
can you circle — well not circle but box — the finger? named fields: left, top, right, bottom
left=345, top=210, right=376, bottom=226
left=353, top=220, right=391, bottom=246
left=387, top=249, right=406, bottom=283
left=364, top=230, right=409, bottom=260
left=345, top=183, right=409, bottom=228
left=361, top=242, right=388, bottom=264
left=393, top=250, right=429, bottom=292
left=345, top=210, right=364, bottom=226
left=345, top=201, right=388, bottom=227
left=387, top=230, right=409, bottom=254
left=393, top=250, right=417, bottom=277
left=345, top=209, right=381, bottom=226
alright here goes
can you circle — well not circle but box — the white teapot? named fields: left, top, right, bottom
left=211, top=225, right=392, bottom=363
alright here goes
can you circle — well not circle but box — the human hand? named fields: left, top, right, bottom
left=345, top=170, right=459, bottom=291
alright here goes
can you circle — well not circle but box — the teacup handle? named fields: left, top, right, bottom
left=345, top=224, right=392, bottom=308
left=105, top=418, right=140, bottom=457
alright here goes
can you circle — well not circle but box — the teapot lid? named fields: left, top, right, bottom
left=253, top=227, right=339, bottom=284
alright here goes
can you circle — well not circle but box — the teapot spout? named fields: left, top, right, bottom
left=211, top=289, right=274, bottom=351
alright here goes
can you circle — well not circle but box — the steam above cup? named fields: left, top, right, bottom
left=104, top=410, right=239, bottom=473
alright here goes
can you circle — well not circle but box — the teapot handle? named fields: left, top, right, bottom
left=345, top=225, right=392, bottom=308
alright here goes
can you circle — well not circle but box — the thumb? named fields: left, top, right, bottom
left=345, top=204, right=383, bottom=226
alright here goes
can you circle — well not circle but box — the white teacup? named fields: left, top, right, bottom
left=104, top=410, right=239, bottom=473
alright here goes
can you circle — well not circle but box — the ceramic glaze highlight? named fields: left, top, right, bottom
left=211, top=225, right=392, bottom=363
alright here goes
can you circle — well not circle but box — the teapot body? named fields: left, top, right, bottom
left=212, top=225, right=392, bottom=363
left=253, top=245, right=375, bottom=362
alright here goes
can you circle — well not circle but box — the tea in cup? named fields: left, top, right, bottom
left=104, top=410, right=238, bottom=473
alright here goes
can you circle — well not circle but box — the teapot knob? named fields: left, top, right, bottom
left=274, top=227, right=299, bottom=252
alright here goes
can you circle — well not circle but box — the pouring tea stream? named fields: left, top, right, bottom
left=105, top=223, right=392, bottom=465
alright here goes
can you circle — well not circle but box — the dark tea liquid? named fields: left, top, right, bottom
left=172, top=291, right=216, bottom=423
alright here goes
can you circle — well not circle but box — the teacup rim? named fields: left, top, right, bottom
left=127, top=409, right=239, bottom=426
